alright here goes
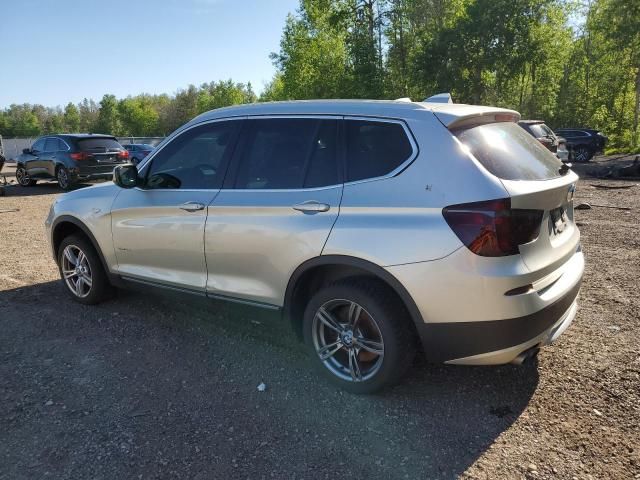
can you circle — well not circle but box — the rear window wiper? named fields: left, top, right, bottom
left=559, top=163, right=572, bottom=175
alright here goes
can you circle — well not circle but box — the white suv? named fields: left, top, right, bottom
left=45, top=99, right=584, bottom=393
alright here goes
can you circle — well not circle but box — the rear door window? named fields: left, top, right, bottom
left=233, top=118, right=339, bottom=189
left=345, top=120, right=414, bottom=182
left=44, top=137, right=59, bottom=152
left=455, top=121, right=563, bottom=181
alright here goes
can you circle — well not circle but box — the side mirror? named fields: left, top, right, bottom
left=22, top=148, right=31, bottom=154
left=113, top=164, right=140, bottom=189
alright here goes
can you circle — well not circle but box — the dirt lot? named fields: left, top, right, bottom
left=0, top=166, right=639, bottom=479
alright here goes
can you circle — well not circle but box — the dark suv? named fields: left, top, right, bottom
left=16, top=134, right=129, bottom=190
left=123, top=143, right=155, bottom=165
left=554, top=128, right=607, bottom=162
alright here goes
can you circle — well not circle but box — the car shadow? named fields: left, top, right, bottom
left=0, top=280, right=539, bottom=479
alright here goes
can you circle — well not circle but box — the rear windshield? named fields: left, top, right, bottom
left=455, top=122, right=563, bottom=180
left=76, top=138, right=123, bottom=151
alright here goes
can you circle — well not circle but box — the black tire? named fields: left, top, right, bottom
left=302, top=278, right=416, bottom=394
left=57, top=234, right=113, bottom=305
left=574, top=146, right=592, bottom=163
left=16, top=166, right=37, bottom=186
left=56, top=166, right=74, bottom=190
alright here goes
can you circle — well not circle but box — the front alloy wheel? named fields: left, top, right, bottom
left=16, top=167, right=36, bottom=186
left=57, top=234, right=113, bottom=305
left=61, top=244, right=93, bottom=298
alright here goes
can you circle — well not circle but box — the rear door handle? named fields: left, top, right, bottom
left=179, top=201, right=205, bottom=212
left=292, top=201, right=330, bottom=213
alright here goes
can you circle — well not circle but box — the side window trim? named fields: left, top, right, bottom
left=58, top=138, right=71, bottom=151
left=223, top=114, right=344, bottom=191
left=343, top=116, right=419, bottom=186
left=136, top=117, right=245, bottom=192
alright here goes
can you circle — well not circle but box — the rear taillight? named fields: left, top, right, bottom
left=442, top=198, right=543, bottom=257
left=69, top=151, right=93, bottom=161
left=118, top=150, right=129, bottom=160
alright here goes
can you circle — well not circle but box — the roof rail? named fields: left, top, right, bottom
left=424, top=93, right=453, bottom=104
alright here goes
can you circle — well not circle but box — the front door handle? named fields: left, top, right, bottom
left=292, top=201, right=330, bottom=213
left=179, top=201, right=205, bottom=212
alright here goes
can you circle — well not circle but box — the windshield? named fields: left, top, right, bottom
left=455, top=122, right=563, bottom=181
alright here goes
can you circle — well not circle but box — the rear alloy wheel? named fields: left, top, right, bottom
left=56, top=166, right=73, bottom=190
left=57, top=235, right=113, bottom=305
left=574, top=146, right=591, bottom=163
left=16, top=167, right=36, bottom=186
left=303, top=279, right=415, bottom=394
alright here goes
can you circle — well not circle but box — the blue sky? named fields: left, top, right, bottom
left=0, top=0, right=299, bottom=108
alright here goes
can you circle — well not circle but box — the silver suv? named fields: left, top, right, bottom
left=45, top=100, right=584, bottom=393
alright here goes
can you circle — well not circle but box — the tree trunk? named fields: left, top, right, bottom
left=634, top=66, right=640, bottom=149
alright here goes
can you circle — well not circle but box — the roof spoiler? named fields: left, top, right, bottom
left=424, top=93, right=453, bottom=104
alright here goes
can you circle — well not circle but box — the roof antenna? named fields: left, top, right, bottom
left=424, top=93, right=453, bottom=104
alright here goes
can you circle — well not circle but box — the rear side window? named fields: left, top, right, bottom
left=455, top=122, right=563, bottom=181
left=76, top=138, right=123, bottom=151
left=44, top=138, right=59, bottom=152
left=234, top=118, right=339, bottom=189
left=345, top=120, right=413, bottom=182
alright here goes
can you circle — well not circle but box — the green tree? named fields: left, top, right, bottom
left=96, top=94, right=122, bottom=135
left=118, top=96, right=160, bottom=136
left=64, top=102, right=81, bottom=132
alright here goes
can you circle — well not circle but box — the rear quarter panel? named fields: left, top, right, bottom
left=323, top=112, right=509, bottom=266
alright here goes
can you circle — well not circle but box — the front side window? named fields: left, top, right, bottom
left=31, top=138, right=45, bottom=153
left=234, top=118, right=339, bottom=189
left=145, top=121, right=239, bottom=190
left=345, top=120, right=414, bottom=182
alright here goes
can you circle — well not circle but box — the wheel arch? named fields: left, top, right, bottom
left=283, top=255, right=424, bottom=341
left=51, top=215, right=116, bottom=283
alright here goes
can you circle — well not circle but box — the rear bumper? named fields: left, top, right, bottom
left=387, top=245, right=584, bottom=364
left=70, top=166, right=118, bottom=181
left=417, top=281, right=580, bottom=363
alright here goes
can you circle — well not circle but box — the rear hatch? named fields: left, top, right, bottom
left=451, top=120, right=579, bottom=273
left=74, top=137, right=128, bottom=170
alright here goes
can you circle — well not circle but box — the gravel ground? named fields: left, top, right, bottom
left=0, top=170, right=638, bottom=479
